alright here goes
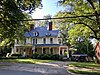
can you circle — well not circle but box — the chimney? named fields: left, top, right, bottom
left=49, top=21, right=52, bottom=31
left=30, top=24, right=34, bottom=31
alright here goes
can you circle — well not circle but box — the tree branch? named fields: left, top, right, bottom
left=74, top=22, right=98, bottom=39
left=0, top=14, right=100, bottom=22
left=87, top=0, right=100, bottom=28
left=85, top=16, right=95, bottom=21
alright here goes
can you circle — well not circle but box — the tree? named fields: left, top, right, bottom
left=53, top=0, right=100, bottom=59
left=58, top=0, right=100, bottom=40
left=0, top=0, right=42, bottom=46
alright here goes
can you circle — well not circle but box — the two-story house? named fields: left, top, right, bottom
left=11, top=22, right=69, bottom=57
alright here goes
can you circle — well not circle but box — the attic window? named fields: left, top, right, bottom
left=46, top=32, right=51, bottom=36
left=34, top=31, right=39, bottom=36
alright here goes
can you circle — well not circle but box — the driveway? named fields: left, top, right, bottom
left=0, top=69, right=43, bottom=75
left=0, top=61, right=72, bottom=75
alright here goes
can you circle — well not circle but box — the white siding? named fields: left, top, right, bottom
left=53, top=37, right=58, bottom=44
left=46, top=37, right=50, bottom=44
left=25, top=36, right=60, bottom=45
left=37, top=38, right=42, bottom=44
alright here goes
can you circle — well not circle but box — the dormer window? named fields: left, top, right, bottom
left=33, top=31, right=39, bottom=37
left=46, top=32, right=51, bottom=36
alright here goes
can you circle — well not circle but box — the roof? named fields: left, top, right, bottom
left=24, top=26, right=59, bottom=37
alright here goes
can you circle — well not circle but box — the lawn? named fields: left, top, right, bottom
left=0, top=59, right=56, bottom=64
left=67, top=62, right=100, bottom=75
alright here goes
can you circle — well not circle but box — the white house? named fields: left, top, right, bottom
left=11, top=22, right=69, bottom=57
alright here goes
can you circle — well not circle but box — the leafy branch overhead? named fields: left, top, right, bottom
left=0, top=0, right=42, bottom=46
left=56, top=0, right=100, bottom=40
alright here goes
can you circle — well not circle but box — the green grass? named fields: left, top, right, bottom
left=69, top=69, right=100, bottom=75
left=68, top=62, right=100, bottom=68
left=0, top=59, right=56, bottom=64
left=67, top=62, right=100, bottom=74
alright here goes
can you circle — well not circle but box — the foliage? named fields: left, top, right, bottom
left=11, top=53, right=22, bottom=57
left=54, top=0, right=100, bottom=58
left=0, top=46, right=11, bottom=57
left=57, top=0, right=100, bottom=40
left=33, top=53, right=63, bottom=60
left=74, top=40, right=94, bottom=56
left=0, top=0, right=42, bottom=46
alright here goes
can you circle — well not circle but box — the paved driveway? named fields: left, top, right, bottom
left=0, top=69, right=43, bottom=75
left=0, top=61, right=72, bottom=75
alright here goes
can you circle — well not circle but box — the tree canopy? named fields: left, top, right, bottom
left=53, top=0, right=100, bottom=56
left=57, top=0, right=100, bottom=40
left=0, top=0, right=42, bottom=46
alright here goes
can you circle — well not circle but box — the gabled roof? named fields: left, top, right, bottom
left=24, top=26, right=59, bottom=37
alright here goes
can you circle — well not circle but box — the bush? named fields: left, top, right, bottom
left=33, top=54, right=63, bottom=60
left=11, top=53, right=22, bottom=57
left=33, top=53, right=39, bottom=59
left=51, top=54, right=59, bottom=60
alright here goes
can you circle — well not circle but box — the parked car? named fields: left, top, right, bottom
left=72, top=53, right=88, bottom=62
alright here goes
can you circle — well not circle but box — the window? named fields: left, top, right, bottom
left=34, top=31, right=39, bottom=36
left=58, top=39, right=62, bottom=45
left=50, top=38, right=53, bottom=44
left=33, top=39, right=35, bottom=44
left=46, top=32, right=51, bottom=36
left=43, top=38, right=46, bottom=44
left=33, top=39, right=37, bottom=44
left=59, top=41, right=61, bottom=44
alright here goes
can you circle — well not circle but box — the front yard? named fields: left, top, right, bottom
left=67, top=62, right=100, bottom=75
left=0, top=59, right=56, bottom=64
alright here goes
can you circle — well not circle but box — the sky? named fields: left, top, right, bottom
left=32, top=0, right=64, bottom=19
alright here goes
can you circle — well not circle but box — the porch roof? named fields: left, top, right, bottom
left=33, top=44, right=59, bottom=47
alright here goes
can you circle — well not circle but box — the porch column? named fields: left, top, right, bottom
left=59, top=47, right=60, bottom=55
left=49, top=47, right=51, bottom=54
left=62, top=49, right=64, bottom=55
left=32, top=46, right=35, bottom=54
left=42, top=47, right=43, bottom=54
left=14, top=46, right=16, bottom=53
left=67, top=47, right=69, bottom=58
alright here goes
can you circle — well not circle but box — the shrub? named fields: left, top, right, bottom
left=51, top=54, right=59, bottom=60
left=33, top=53, right=39, bottom=59
left=33, top=54, right=63, bottom=60
left=11, top=53, right=22, bottom=57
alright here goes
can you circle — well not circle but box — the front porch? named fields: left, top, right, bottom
left=11, top=45, right=68, bottom=58
left=11, top=46, right=34, bottom=57
left=34, top=45, right=68, bottom=57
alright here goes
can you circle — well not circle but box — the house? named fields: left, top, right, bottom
left=95, top=42, right=100, bottom=59
left=11, top=22, right=68, bottom=57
